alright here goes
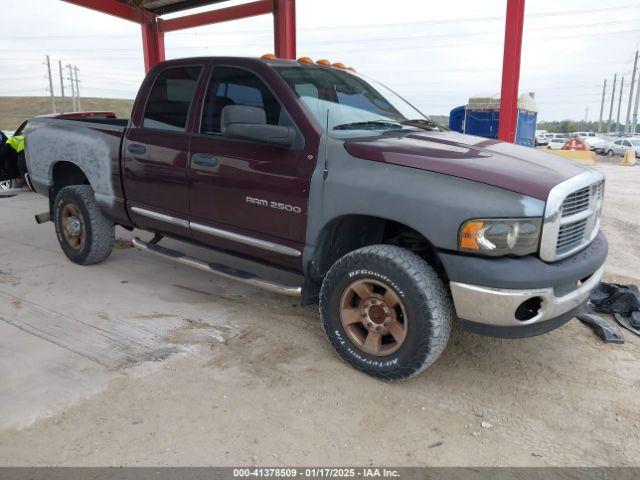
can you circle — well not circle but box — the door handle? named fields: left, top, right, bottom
left=127, top=143, right=147, bottom=155
left=192, top=154, right=219, bottom=167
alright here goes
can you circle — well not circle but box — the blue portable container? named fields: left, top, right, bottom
left=448, top=93, right=538, bottom=147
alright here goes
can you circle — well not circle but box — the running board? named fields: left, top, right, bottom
left=132, top=237, right=302, bottom=297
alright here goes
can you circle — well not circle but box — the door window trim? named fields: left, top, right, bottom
left=138, top=63, right=205, bottom=134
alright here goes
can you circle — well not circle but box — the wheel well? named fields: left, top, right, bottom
left=50, top=161, right=89, bottom=202
left=310, top=215, right=447, bottom=283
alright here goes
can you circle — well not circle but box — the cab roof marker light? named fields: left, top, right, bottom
left=316, top=59, right=331, bottom=66
left=297, top=56, right=313, bottom=63
left=332, top=62, right=347, bottom=69
left=261, top=53, right=277, bottom=60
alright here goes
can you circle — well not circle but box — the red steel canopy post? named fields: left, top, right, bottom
left=498, top=0, right=526, bottom=143
left=274, top=0, right=296, bottom=59
left=142, top=20, right=165, bottom=72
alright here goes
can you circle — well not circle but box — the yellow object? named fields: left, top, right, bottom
left=545, top=149, right=597, bottom=165
left=316, top=59, right=331, bottom=66
left=261, top=53, right=277, bottom=60
left=6, top=135, right=24, bottom=153
left=621, top=149, right=637, bottom=166
left=297, top=56, right=313, bottom=63
left=460, top=221, right=484, bottom=251
left=331, top=62, right=347, bottom=69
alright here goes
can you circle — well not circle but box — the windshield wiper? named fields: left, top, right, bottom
left=400, top=119, right=443, bottom=131
left=332, top=120, right=404, bottom=131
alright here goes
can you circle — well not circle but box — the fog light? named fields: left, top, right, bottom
left=515, top=297, right=542, bottom=321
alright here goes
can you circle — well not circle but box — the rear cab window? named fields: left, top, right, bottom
left=142, top=66, right=202, bottom=131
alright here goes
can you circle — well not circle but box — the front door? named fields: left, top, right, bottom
left=123, top=64, right=203, bottom=238
left=188, top=65, right=313, bottom=269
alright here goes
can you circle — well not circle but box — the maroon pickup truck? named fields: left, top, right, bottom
left=20, top=56, right=607, bottom=380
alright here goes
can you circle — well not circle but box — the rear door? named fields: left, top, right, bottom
left=123, top=64, right=203, bottom=238
left=188, top=65, right=312, bottom=269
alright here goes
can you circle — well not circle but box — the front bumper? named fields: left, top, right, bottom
left=439, top=232, right=608, bottom=338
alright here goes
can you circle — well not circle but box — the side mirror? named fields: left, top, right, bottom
left=221, top=105, right=294, bottom=147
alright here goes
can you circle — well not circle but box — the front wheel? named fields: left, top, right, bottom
left=53, top=185, right=115, bottom=265
left=607, top=149, right=614, bottom=157
left=319, top=245, right=452, bottom=381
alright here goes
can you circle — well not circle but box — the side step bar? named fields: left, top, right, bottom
left=132, top=237, right=302, bottom=297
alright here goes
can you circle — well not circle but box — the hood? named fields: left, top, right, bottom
left=343, top=130, right=589, bottom=200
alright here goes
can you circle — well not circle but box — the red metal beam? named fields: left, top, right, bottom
left=142, top=20, right=165, bottom=73
left=60, top=0, right=153, bottom=24
left=273, top=0, right=296, bottom=59
left=498, top=0, right=526, bottom=143
left=159, top=0, right=273, bottom=33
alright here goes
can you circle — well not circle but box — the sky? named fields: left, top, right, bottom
left=1, top=0, right=639, bottom=121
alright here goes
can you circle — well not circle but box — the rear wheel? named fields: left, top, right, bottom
left=53, top=185, right=115, bottom=265
left=319, top=245, right=452, bottom=381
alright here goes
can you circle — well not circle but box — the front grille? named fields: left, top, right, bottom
left=556, top=219, right=588, bottom=254
left=540, top=172, right=605, bottom=262
left=561, top=186, right=590, bottom=217
left=554, top=180, right=604, bottom=257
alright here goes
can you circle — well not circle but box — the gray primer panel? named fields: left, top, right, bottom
left=24, top=118, right=122, bottom=208
left=303, top=137, right=545, bottom=273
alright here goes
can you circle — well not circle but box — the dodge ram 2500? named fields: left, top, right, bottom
left=16, top=56, right=607, bottom=380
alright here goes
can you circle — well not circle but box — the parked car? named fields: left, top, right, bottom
left=10, top=56, right=607, bottom=381
left=547, top=137, right=566, bottom=150
left=535, top=129, right=549, bottom=146
left=604, top=137, right=640, bottom=157
left=574, top=133, right=608, bottom=153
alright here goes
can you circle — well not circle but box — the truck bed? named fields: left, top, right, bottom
left=24, top=116, right=129, bottom=224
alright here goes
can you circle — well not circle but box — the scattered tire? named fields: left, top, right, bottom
left=319, top=245, right=452, bottom=381
left=53, top=185, right=115, bottom=265
left=0, top=179, right=15, bottom=190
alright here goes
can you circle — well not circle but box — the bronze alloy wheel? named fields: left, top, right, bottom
left=339, top=278, right=408, bottom=356
left=60, top=203, right=85, bottom=251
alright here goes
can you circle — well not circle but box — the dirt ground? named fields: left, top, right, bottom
left=0, top=163, right=639, bottom=466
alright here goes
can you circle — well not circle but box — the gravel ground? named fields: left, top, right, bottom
left=0, top=162, right=638, bottom=466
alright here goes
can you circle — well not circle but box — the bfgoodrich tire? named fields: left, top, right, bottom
left=53, top=185, right=115, bottom=265
left=319, top=245, right=452, bottom=381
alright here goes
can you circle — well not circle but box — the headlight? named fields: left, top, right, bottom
left=459, top=218, right=542, bottom=256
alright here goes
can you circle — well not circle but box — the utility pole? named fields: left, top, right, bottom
left=598, top=78, right=607, bottom=133
left=73, top=66, right=81, bottom=111
left=44, top=55, right=56, bottom=114
left=633, top=71, right=640, bottom=134
left=58, top=60, right=65, bottom=112
left=66, top=64, right=77, bottom=111
left=625, top=50, right=638, bottom=133
left=608, top=74, right=617, bottom=133
left=584, top=107, right=589, bottom=123
left=616, top=76, right=624, bottom=132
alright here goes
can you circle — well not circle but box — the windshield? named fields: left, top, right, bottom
left=275, top=66, right=442, bottom=137
left=630, top=140, right=640, bottom=146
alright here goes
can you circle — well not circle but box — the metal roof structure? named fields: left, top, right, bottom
left=61, top=0, right=525, bottom=143
left=117, top=0, right=232, bottom=15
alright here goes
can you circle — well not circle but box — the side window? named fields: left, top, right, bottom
left=201, top=66, right=282, bottom=134
left=142, top=66, right=202, bottom=131
left=624, top=140, right=632, bottom=147
left=614, top=140, right=622, bottom=145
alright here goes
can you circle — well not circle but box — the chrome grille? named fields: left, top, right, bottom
left=556, top=219, right=588, bottom=254
left=540, top=172, right=605, bottom=262
left=561, top=186, right=590, bottom=217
